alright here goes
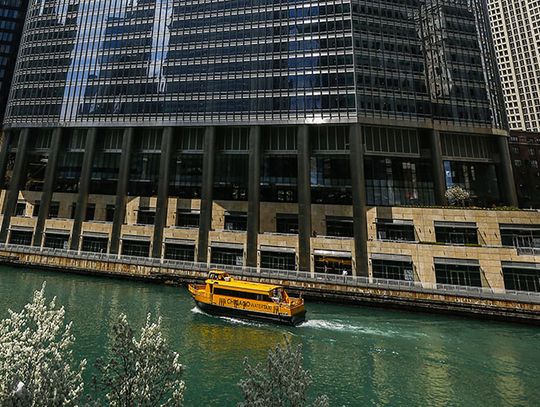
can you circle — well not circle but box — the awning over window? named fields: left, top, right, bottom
left=82, top=231, right=109, bottom=238
left=260, top=245, right=296, bottom=254
left=371, top=253, right=413, bottom=263
left=500, top=224, right=540, bottom=232
left=9, top=225, right=34, bottom=232
left=121, top=234, right=151, bottom=242
left=501, top=261, right=540, bottom=270
left=376, top=218, right=414, bottom=226
left=434, top=221, right=476, bottom=228
left=45, top=228, right=70, bottom=235
left=164, top=238, right=195, bottom=246
left=211, top=242, right=243, bottom=250
left=434, top=257, right=479, bottom=267
left=313, top=249, right=351, bottom=258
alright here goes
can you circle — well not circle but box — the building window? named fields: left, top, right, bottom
left=164, top=243, right=195, bottom=261
left=224, top=212, right=247, bottom=231
left=314, top=254, right=352, bottom=275
left=85, top=204, right=95, bottom=221
left=261, top=155, right=297, bottom=203
left=48, top=202, right=60, bottom=219
left=500, top=225, right=540, bottom=248
left=44, top=233, right=69, bottom=249
left=365, top=157, right=435, bottom=206
left=81, top=236, right=108, bottom=253
left=260, top=251, right=296, bottom=271
left=326, top=217, right=354, bottom=237
left=106, top=204, right=115, bottom=222
left=276, top=214, right=298, bottom=234
left=9, top=230, right=32, bottom=246
left=15, top=201, right=25, bottom=216
left=435, top=222, right=478, bottom=245
left=137, top=207, right=156, bottom=225
left=376, top=220, right=415, bottom=241
left=32, top=201, right=40, bottom=217
left=177, top=210, right=199, bottom=228
left=121, top=239, right=150, bottom=257
left=211, top=247, right=244, bottom=266
left=502, top=266, right=540, bottom=292
left=444, top=161, right=500, bottom=206
left=372, top=259, right=414, bottom=281
left=434, top=261, right=482, bottom=287
left=311, top=157, right=352, bottom=205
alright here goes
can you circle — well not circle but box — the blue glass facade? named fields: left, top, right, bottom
left=0, top=0, right=27, bottom=120
left=5, top=0, right=504, bottom=128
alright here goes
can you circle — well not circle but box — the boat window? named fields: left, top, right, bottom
left=213, top=287, right=272, bottom=302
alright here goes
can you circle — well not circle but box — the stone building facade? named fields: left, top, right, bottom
left=0, top=0, right=537, bottom=291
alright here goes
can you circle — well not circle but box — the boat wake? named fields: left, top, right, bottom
left=190, top=307, right=264, bottom=327
left=190, top=306, right=205, bottom=315
left=299, top=319, right=405, bottom=337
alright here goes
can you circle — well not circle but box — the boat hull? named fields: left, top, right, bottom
left=194, top=300, right=306, bottom=326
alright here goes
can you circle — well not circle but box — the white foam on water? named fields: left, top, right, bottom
left=299, top=319, right=406, bottom=338
left=190, top=307, right=264, bottom=327
left=190, top=306, right=205, bottom=315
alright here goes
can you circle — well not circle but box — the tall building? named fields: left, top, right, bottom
left=1, top=0, right=537, bottom=292
left=0, top=0, right=27, bottom=120
left=509, top=130, right=540, bottom=208
left=488, top=0, right=540, bottom=131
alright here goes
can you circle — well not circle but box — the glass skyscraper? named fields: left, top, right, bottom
left=0, top=0, right=27, bottom=120
left=0, top=0, right=520, bottom=277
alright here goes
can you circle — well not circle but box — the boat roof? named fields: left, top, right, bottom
left=207, top=278, right=283, bottom=294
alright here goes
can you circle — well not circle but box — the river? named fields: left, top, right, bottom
left=0, top=266, right=539, bottom=406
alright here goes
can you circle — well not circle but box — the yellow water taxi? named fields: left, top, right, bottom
left=188, top=271, right=306, bottom=326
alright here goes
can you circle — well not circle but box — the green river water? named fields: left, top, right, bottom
left=0, top=266, right=539, bottom=406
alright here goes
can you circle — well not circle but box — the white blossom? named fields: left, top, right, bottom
left=0, top=283, right=86, bottom=406
left=445, top=185, right=471, bottom=206
left=93, top=313, right=184, bottom=406
left=238, top=339, right=329, bottom=407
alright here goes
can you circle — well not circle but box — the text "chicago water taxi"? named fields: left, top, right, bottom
left=188, top=271, right=306, bottom=325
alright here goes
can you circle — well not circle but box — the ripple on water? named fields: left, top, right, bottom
left=299, top=318, right=426, bottom=339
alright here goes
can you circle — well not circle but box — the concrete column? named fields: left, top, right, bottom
left=109, top=128, right=134, bottom=255
left=151, top=127, right=173, bottom=258
left=349, top=124, right=368, bottom=277
left=69, top=128, right=97, bottom=250
left=0, top=131, right=13, bottom=189
left=0, top=128, right=30, bottom=243
left=197, top=127, right=215, bottom=263
left=497, top=135, right=519, bottom=207
left=33, top=128, right=63, bottom=247
left=246, top=126, right=261, bottom=268
left=297, top=125, right=311, bottom=272
left=429, top=129, right=447, bottom=205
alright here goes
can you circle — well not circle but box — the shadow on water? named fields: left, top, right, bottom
left=1, top=266, right=539, bottom=406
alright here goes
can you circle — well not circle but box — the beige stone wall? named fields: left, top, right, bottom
left=2, top=189, right=540, bottom=290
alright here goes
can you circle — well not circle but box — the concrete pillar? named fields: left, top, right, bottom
left=0, top=128, right=30, bottom=243
left=429, top=129, right=447, bottom=205
left=33, top=128, right=63, bottom=247
left=197, top=127, right=215, bottom=263
left=246, top=126, right=261, bottom=268
left=69, top=128, right=97, bottom=250
left=110, top=128, right=134, bottom=255
left=297, top=125, right=311, bottom=272
left=0, top=131, right=13, bottom=189
left=497, top=135, right=519, bottom=207
left=151, top=127, right=173, bottom=258
left=349, top=124, right=368, bottom=277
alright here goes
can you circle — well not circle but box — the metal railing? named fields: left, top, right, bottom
left=2, top=243, right=540, bottom=304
